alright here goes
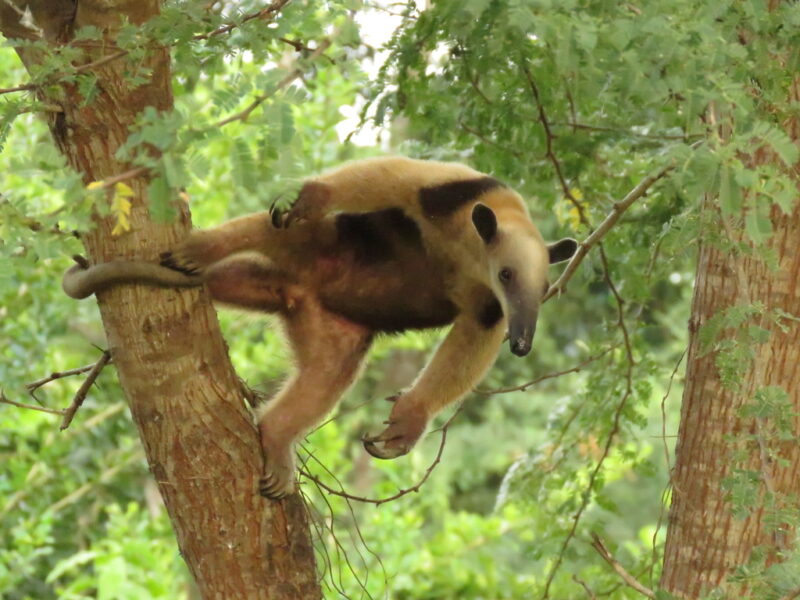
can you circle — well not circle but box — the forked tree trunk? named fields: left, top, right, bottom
left=660, top=81, right=800, bottom=597
left=0, top=2, right=319, bottom=598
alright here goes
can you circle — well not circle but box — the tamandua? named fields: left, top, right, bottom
left=63, top=157, right=578, bottom=499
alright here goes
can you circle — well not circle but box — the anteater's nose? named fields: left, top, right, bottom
left=510, top=337, right=532, bottom=357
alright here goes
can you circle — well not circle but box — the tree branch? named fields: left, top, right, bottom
left=541, top=259, right=636, bottom=598
left=300, top=407, right=460, bottom=506
left=552, top=121, right=701, bottom=142
left=26, top=354, right=113, bottom=394
left=544, top=162, right=677, bottom=302
left=591, top=533, right=655, bottom=598
left=0, top=391, right=64, bottom=415
left=520, top=61, right=588, bottom=224
left=192, top=0, right=292, bottom=41
left=0, top=0, right=293, bottom=97
left=60, top=350, right=112, bottom=430
left=211, top=38, right=332, bottom=128
left=476, top=346, right=617, bottom=395
left=76, top=38, right=332, bottom=191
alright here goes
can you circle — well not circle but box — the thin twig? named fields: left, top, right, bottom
left=0, top=1, right=293, bottom=97
left=541, top=259, right=635, bottom=598
left=299, top=448, right=387, bottom=597
left=649, top=348, right=687, bottom=586
left=552, top=121, right=700, bottom=141
left=460, top=122, right=522, bottom=158
left=84, top=38, right=331, bottom=188
left=572, top=575, right=599, bottom=600
left=300, top=407, right=460, bottom=506
left=26, top=357, right=113, bottom=394
left=0, top=391, right=64, bottom=415
left=542, top=391, right=634, bottom=598
left=590, top=533, right=655, bottom=598
left=192, top=0, right=292, bottom=41
left=212, top=38, right=332, bottom=128
left=60, top=351, right=112, bottom=430
left=599, top=247, right=634, bottom=366
left=544, top=162, right=676, bottom=302
left=476, top=346, right=617, bottom=395
left=520, top=61, right=588, bottom=224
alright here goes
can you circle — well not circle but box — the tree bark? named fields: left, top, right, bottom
left=660, top=80, right=800, bottom=598
left=1, top=3, right=320, bottom=598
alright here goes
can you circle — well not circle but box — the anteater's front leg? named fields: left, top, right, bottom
left=363, top=310, right=506, bottom=459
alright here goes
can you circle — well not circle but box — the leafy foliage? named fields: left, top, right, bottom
left=1, top=0, right=798, bottom=598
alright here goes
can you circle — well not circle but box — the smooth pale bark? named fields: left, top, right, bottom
left=0, top=2, right=320, bottom=597
left=660, top=79, right=800, bottom=598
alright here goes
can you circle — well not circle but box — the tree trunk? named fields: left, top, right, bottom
left=0, top=3, right=320, bottom=598
left=660, top=80, right=800, bottom=597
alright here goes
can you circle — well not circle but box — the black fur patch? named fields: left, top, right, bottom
left=340, top=299, right=458, bottom=334
left=336, top=208, right=423, bottom=264
left=477, top=295, right=503, bottom=329
left=420, top=177, right=504, bottom=218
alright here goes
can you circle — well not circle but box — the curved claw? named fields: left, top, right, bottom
left=160, top=252, right=201, bottom=276
left=362, top=399, right=429, bottom=460
left=259, top=471, right=293, bottom=500
left=363, top=436, right=408, bottom=460
left=362, top=423, right=417, bottom=460
left=257, top=440, right=297, bottom=499
left=270, top=206, right=285, bottom=229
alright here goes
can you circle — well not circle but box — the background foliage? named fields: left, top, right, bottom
left=1, top=0, right=797, bottom=598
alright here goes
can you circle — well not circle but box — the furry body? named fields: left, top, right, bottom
left=63, top=157, right=577, bottom=499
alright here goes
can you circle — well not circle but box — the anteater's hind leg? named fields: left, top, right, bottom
left=257, top=296, right=372, bottom=499
left=200, top=254, right=293, bottom=312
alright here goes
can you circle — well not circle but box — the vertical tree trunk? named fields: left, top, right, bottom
left=660, top=80, right=800, bottom=597
left=0, top=3, right=320, bottom=598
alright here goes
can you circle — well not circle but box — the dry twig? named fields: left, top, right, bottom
left=544, top=162, right=677, bottom=302
left=26, top=356, right=113, bottom=395
left=572, top=575, right=599, bottom=600
left=541, top=259, right=636, bottom=599
left=591, top=533, right=655, bottom=598
left=300, top=407, right=461, bottom=505
left=520, top=61, right=588, bottom=223
left=60, top=351, right=112, bottom=430
left=192, top=0, right=292, bottom=41
left=0, top=391, right=64, bottom=415
left=212, top=38, right=332, bottom=128
left=477, top=346, right=617, bottom=395
left=0, top=1, right=293, bottom=97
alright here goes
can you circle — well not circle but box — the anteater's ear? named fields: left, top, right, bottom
left=472, top=203, right=497, bottom=244
left=547, top=238, right=579, bottom=264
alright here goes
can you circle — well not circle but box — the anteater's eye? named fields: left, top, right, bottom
left=499, top=268, right=513, bottom=284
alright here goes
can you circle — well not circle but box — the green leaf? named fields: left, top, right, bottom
left=147, top=176, right=176, bottom=223
left=231, top=139, right=257, bottom=193
left=73, top=25, right=103, bottom=42
left=77, top=72, right=100, bottom=106
left=161, top=153, right=188, bottom=189
left=46, top=551, right=98, bottom=583
left=718, top=165, right=742, bottom=217
left=744, top=201, right=773, bottom=245
left=760, top=124, right=799, bottom=166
